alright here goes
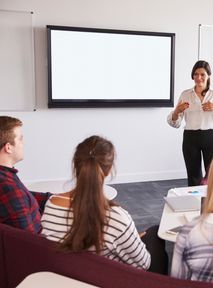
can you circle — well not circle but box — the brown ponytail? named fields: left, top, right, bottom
left=60, top=135, right=115, bottom=253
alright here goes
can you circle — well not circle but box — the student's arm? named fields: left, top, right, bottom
left=0, top=185, right=42, bottom=233
left=113, top=218, right=151, bottom=270
left=31, top=191, right=52, bottom=215
left=171, top=229, right=190, bottom=279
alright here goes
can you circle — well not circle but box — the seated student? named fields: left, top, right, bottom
left=0, top=116, right=51, bottom=233
left=171, top=160, right=213, bottom=282
left=41, top=135, right=168, bottom=274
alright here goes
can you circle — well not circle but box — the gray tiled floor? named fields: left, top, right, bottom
left=111, top=178, right=187, bottom=231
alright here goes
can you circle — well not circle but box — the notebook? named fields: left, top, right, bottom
left=164, top=195, right=200, bottom=212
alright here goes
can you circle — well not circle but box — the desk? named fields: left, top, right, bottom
left=26, top=181, right=117, bottom=200
left=158, top=185, right=207, bottom=242
left=16, top=272, right=99, bottom=288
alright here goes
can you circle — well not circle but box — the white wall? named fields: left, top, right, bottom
left=1, top=0, right=212, bottom=184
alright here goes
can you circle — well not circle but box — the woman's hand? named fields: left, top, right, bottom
left=202, top=101, right=213, bottom=112
left=139, top=231, right=146, bottom=238
left=172, top=101, right=189, bottom=121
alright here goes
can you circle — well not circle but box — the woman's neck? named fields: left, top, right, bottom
left=195, top=86, right=204, bottom=95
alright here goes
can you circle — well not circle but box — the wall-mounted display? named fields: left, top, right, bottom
left=47, top=25, right=175, bottom=108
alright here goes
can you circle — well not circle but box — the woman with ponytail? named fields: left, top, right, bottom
left=167, top=60, right=213, bottom=186
left=41, top=135, right=168, bottom=274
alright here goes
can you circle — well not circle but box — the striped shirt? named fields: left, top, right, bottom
left=41, top=197, right=151, bottom=270
left=171, top=214, right=213, bottom=282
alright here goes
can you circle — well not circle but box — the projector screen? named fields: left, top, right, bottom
left=47, top=26, right=175, bottom=108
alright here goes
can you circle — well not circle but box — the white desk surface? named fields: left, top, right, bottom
left=158, top=185, right=207, bottom=242
left=16, top=272, right=99, bottom=288
left=26, top=181, right=117, bottom=200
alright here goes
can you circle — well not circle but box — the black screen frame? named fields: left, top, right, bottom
left=47, top=25, right=175, bottom=108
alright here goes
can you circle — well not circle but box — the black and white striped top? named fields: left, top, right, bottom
left=41, top=197, right=151, bottom=270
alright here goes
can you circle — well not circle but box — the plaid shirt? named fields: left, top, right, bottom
left=171, top=214, right=213, bottom=282
left=0, top=165, right=51, bottom=234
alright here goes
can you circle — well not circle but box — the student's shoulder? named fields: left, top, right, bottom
left=49, top=194, right=70, bottom=208
left=109, top=205, right=132, bottom=223
left=179, top=216, right=200, bottom=236
left=0, top=179, right=18, bottom=195
left=110, top=205, right=129, bottom=214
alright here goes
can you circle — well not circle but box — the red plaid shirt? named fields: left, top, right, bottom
left=0, top=165, right=51, bottom=233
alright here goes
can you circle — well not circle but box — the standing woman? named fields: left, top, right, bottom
left=41, top=135, right=168, bottom=274
left=168, top=60, right=213, bottom=186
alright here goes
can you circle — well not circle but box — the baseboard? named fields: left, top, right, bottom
left=24, top=170, right=186, bottom=187
left=109, top=170, right=187, bottom=184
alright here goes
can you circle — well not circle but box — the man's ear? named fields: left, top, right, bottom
left=3, top=143, right=13, bottom=154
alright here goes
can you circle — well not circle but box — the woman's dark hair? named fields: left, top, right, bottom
left=60, top=135, right=115, bottom=253
left=191, top=60, right=211, bottom=96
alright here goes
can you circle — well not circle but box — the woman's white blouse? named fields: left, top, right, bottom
left=167, top=88, right=213, bottom=130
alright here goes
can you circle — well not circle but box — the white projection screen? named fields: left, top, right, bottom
left=47, top=26, right=175, bottom=108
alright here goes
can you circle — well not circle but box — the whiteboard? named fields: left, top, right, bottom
left=0, top=10, right=36, bottom=111
left=199, top=24, right=213, bottom=72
